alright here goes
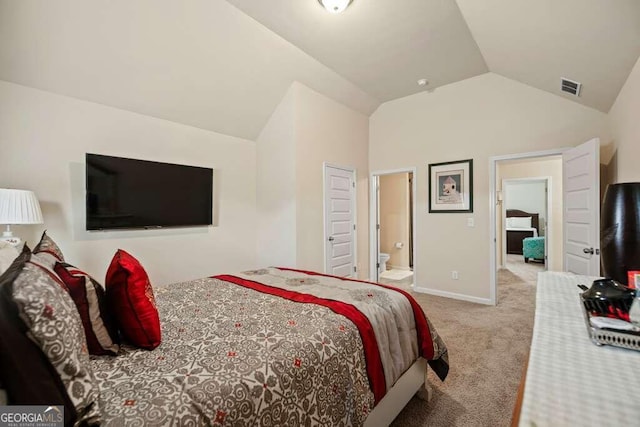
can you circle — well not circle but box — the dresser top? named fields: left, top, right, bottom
left=520, top=271, right=640, bottom=426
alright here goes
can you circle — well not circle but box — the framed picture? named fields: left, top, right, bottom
left=428, top=159, right=473, bottom=213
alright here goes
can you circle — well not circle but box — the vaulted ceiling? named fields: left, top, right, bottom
left=1, top=0, right=638, bottom=141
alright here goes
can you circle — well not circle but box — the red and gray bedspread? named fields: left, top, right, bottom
left=91, top=267, right=448, bottom=426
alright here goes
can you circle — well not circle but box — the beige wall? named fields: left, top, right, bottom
left=256, top=87, right=297, bottom=268
left=294, top=83, right=370, bottom=277
left=497, top=157, right=563, bottom=271
left=255, top=82, right=370, bottom=277
left=379, top=173, right=410, bottom=269
left=0, top=80, right=257, bottom=286
left=370, top=72, right=610, bottom=302
left=609, top=56, right=640, bottom=183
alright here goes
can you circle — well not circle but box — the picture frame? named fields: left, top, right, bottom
left=428, top=159, right=473, bottom=213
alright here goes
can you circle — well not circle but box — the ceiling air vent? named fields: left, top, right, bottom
left=561, top=78, right=581, bottom=96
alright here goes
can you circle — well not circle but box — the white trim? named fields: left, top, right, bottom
left=369, top=175, right=378, bottom=280
left=364, top=358, right=429, bottom=427
left=369, top=167, right=417, bottom=286
left=489, top=148, right=569, bottom=306
left=413, top=286, right=493, bottom=306
left=387, top=265, right=413, bottom=271
left=323, top=162, right=357, bottom=277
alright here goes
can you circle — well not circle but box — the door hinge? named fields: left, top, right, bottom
left=353, top=266, right=357, bottom=272
left=376, top=224, right=380, bottom=230
left=352, top=181, right=355, bottom=188
left=377, top=262, right=380, bottom=268
left=353, top=224, right=356, bottom=230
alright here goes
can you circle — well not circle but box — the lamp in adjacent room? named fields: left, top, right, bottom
left=0, top=188, right=44, bottom=246
left=318, top=0, right=353, bottom=14
left=601, top=183, right=640, bottom=286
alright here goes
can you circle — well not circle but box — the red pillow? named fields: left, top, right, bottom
left=54, top=262, right=120, bottom=355
left=105, top=250, right=161, bottom=350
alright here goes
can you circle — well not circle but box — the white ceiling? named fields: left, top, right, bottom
left=229, top=0, right=640, bottom=112
left=1, top=0, right=638, bottom=141
left=227, top=0, right=488, bottom=102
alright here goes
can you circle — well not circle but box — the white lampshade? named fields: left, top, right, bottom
left=0, top=189, right=44, bottom=225
left=318, top=0, right=353, bottom=14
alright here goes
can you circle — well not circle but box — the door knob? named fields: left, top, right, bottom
left=328, top=236, right=335, bottom=242
left=583, top=247, right=594, bottom=254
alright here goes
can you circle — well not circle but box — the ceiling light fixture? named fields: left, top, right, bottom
left=318, top=0, right=353, bottom=14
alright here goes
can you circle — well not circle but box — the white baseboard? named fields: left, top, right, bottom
left=412, top=286, right=494, bottom=305
left=387, top=265, right=412, bottom=271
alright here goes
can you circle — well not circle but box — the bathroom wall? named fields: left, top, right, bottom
left=379, top=173, right=410, bottom=270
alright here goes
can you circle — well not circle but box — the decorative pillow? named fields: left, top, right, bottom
left=8, top=246, right=101, bottom=425
left=0, top=241, right=19, bottom=276
left=0, top=246, right=78, bottom=426
left=54, top=262, right=120, bottom=356
left=32, top=230, right=65, bottom=269
left=106, top=249, right=161, bottom=350
left=507, top=216, right=532, bottom=229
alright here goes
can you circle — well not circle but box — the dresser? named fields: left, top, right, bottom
left=517, top=272, right=640, bottom=426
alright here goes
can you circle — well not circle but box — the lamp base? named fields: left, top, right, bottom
left=0, top=226, right=21, bottom=246
left=0, top=235, right=22, bottom=246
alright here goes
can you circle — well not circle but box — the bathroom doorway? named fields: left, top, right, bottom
left=370, top=168, right=416, bottom=290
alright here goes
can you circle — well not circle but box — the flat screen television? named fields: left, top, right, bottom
left=86, top=153, right=213, bottom=230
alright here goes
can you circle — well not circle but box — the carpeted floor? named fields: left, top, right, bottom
left=390, top=268, right=536, bottom=426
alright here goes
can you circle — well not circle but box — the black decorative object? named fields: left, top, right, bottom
left=601, top=183, right=640, bottom=286
left=581, top=278, right=635, bottom=319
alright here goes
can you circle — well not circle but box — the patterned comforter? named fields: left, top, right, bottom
left=91, top=268, right=448, bottom=426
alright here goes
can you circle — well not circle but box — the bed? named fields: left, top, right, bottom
left=90, top=267, right=449, bottom=426
left=506, top=209, right=540, bottom=255
left=0, top=232, right=448, bottom=426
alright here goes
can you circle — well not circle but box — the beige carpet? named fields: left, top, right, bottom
left=390, top=268, right=536, bottom=426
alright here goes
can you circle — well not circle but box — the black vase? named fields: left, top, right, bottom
left=601, top=183, right=640, bottom=286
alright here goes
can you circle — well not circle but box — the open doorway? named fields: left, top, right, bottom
left=489, top=149, right=566, bottom=305
left=501, top=177, right=552, bottom=283
left=370, top=168, right=416, bottom=290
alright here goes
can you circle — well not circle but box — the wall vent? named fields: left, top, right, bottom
left=561, top=78, right=581, bottom=96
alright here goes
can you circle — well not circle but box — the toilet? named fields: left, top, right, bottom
left=379, top=253, right=390, bottom=272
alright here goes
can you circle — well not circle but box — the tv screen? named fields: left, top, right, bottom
left=86, top=153, right=213, bottom=230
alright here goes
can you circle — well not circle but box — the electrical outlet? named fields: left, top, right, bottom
left=451, top=271, right=459, bottom=280
left=467, top=217, right=474, bottom=227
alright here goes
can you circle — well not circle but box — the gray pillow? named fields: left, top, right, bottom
left=12, top=246, right=102, bottom=425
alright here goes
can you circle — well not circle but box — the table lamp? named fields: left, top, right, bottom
left=0, top=188, right=44, bottom=246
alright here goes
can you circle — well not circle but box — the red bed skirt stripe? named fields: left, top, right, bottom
left=276, top=267, right=436, bottom=361
left=212, top=274, right=387, bottom=404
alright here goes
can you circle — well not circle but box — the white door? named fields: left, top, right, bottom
left=324, top=164, right=356, bottom=277
left=563, top=138, right=600, bottom=275
left=374, top=176, right=381, bottom=281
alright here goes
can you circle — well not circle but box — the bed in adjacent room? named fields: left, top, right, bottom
left=505, top=209, right=540, bottom=255
left=0, top=235, right=449, bottom=427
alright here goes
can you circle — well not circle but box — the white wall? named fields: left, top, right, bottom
left=610, top=56, right=640, bottom=183
left=370, top=72, right=610, bottom=302
left=256, top=87, right=297, bottom=268
left=505, top=181, right=547, bottom=235
left=0, top=81, right=257, bottom=286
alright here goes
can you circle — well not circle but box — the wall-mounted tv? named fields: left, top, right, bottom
left=86, top=153, right=213, bottom=231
